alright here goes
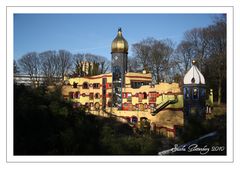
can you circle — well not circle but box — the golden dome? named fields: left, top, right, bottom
left=111, top=28, right=128, bottom=53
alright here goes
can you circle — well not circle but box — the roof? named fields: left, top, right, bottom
left=183, top=61, right=205, bottom=85
left=111, top=28, right=128, bottom=53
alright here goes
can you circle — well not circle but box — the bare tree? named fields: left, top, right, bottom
left=97, top=55, right=110, bottom=74
left=72, top=53, right=84, bottom=77
left=184, top=28, right=210, bottom=71
left=132, top=38, right=174, bottom=83
left=174, top=40, right=195, bottom=76
left=99, top=60, right=110, bottom=74
left=14, top=59, right=20, bottom=75
left=128, top=56, right=141, bottom=72
left=57, top=50, right=72, bottom=79
left=18, top=52, right=40, bottom=81
left=150, top=39, right=174, bottom=83
left=132, top=38, right=153, bottom=72
left=39, top=50, right=58, bottom=85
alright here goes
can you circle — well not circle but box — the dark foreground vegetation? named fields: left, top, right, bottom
left=14, top=85, right=226, bottom=155
left=14, top=85, right=165, bottom=155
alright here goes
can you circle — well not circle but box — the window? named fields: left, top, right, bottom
left=144, top=103, right=148, bottom=109
left=85, top=102, right=89, bottom=107
left=82, top=82, right=89, bottom=89
left=108, top=93, right=112, bottom=98
left=95, top=93, right=100, bottom=99
left=131, top=81, right=151, bottom=88
left=69, top=92, right=74, bottom=99
left=122, top=103, right=129, bottom=111
left=75, top=91, right=80, bottom=99
left=127, top=93, right=132, bottom=103
left=135, top=104, right=139, bottom=110
left=73, top=82, right=78, bottom=88
left=131, top=81, right=141, bottom=88
left=184, top=88, right=190, bottom=100
left=95, top=102, right=100, bottom=110
left=139, top=103, right=144, bottom=111
left=122, top=92, right=128, bottom=98
left=201, top=89, right=206, bottom=97
left=191, top=77, right=195, bottom=84
left=143, top=92, right=147, bottom=99
left=193, top=88, right=199, bottom=100
left=107, top=100, right=112, bottom=107
left=138, top=93, right=144, bottom=102
left=112, top=66, right=122, bottom=82
left=131, top=116, right=138, bottom=123
left=149, top=103, right=156, bottom=109
left=89, top=93, right=94, bottom=100
left=93, top=83, right=100, bottom=89
left=149, top=92, right=157, bottom=103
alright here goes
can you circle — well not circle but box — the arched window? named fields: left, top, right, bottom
left=108, top=92, right=112, bottom=98
left=73, top=82, right=78, bottom=88
left=85, top=102, right=89, bottom=109
left=82, top=82, right=89, bottom=89
left=201, top=88, right=206, bottom=97
left=131, top=116, right=138, bottom=123
left=107, top=100, right=112, bottom=107
left=135, top=104, right=139, bottom=110
left=193, top=88, right=199, bottom=100
left=127, top=93, right=132, bottom=102
left=139, top=103, right=144, bottom=111
left=75, top=91, right=80, bottom=99
left=69, top=92, right=74, bottom=99
left=143, top=92, right=147, bottom=99
left=184, top=87, right=190, bottom=100
left=89, top=93, right=94, bottom=100
left=95, top=102, right=100, bottom=110
left=95, top=93, right=100, bottom=99
left=138, top=93, right=143, bottom=102
left=144, top=103, right=148, bottom=109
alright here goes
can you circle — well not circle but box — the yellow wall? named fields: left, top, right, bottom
left=62, top=72, right=184, bottom=133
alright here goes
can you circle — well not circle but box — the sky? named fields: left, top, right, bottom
left=14, top=14, right=222, bottom=60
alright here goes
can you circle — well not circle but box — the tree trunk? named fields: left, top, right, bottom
left=156, top=67, right=161, bottom=83
left=218, top=78, right=222, bottom=105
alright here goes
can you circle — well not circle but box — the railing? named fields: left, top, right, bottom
left=14, top=74, right=63, bottom=86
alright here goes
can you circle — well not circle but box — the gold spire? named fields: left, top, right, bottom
left=192, top=60, right=196, bottom=65
left=111, top=28, right=128, bottom=53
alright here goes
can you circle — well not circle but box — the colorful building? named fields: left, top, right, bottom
left=62, top=28, right=212, bottom=138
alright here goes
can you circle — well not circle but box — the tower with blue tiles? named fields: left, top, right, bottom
left=111, top=28, right=128, bottom=109
left=183, top=60, right=206, bottom=125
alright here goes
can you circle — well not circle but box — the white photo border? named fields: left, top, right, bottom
left=6, top=6, right=234, bottom=163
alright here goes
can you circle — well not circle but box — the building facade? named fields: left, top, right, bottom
left=62, top=28, right=212, bottom=138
